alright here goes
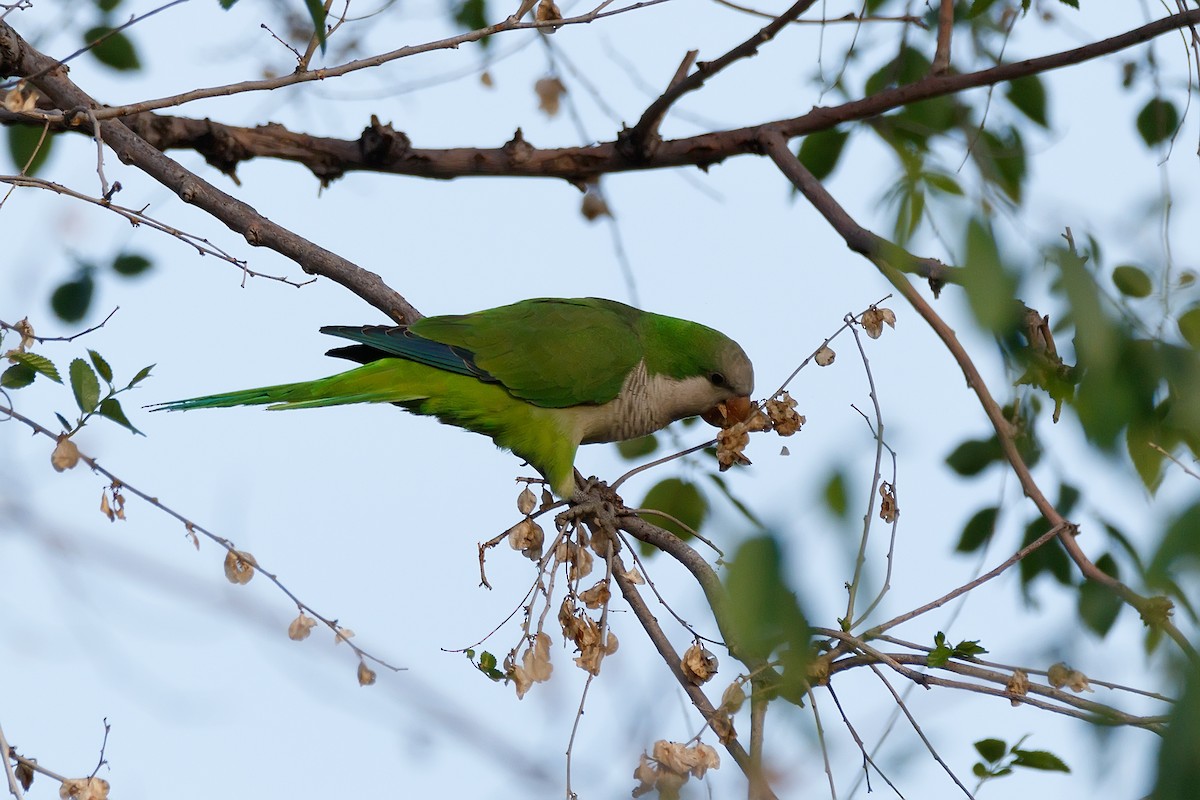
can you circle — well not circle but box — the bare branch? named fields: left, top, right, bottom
left=760, top=129, right=1200, bottom=664
left=931, top=0, right=954, bottom=75
left=0, top=24, right=421, bottom=323
left=4, top=11, right=1194, bottom=189
left=0, top=403, right=402, bottom=674
left=613, top=554, right=775, bottom=797
left=621, top=0, right=818, bottom=160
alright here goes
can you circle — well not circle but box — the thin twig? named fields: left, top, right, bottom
left=622, top=0, right=818, bottom=159
left=12, top=0, right=671, bottom=123
left=823, top=685, right=904, bottom=798
left=613, top=553, right=775, bottom=797
left=0, top=403, right=402, bottom=673
left=1149, top=441, right=1200, bottom=481
left=867, top=664, right=975, bottom=799
left=0, top=176, right=310, bottom=285
left=0, top=308, right=118, bottom=343
left=842, top=319, right=888, bottom=629
left=806, top=688, right=838, bottom=800
left=867, top=524, right=1067, bottom=635
left=711, top=0, right=924, bottom=27
left=0, top=720, right=24, bottom=800
left=759, top=129, right=1200, bottom=663
left=87, top=719, right=110, bottom=779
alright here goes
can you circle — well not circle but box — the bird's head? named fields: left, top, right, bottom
left=697, top=337, right=755, bottom=427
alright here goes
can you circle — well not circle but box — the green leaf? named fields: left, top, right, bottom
left=823, top=470, right=849, bottom=517
left=1018, top=518, right=1074, bottom=591
left=1079, top=553, right=1123, bottom=636
left=1137, top=97, right=1179, bottom=147
left=219, top=0, right=238, bottom=7
left=1, top=363, right=35, bottom=389
left=894, top=185, right=925, bottom=242
left=96, top=0, right=123, bottom=10
left=1148, top=502, right=1200, bottom=590
left=956, top=506, right=999, bottom=553
left=971, top=127, right=1026, bottom=204
left=945, top=436, right=1003, bottom=476
left=1012, top=749, right=1070, bottom=772
left=452, top=0, right=490, bottom=47
left=927, top=636, right=953, bottom=667
left=126, top=363, right=155, bottom=389
left=99, top=397, right=142, bottom=435
left=974, top=738, right=1007, bottom=764
left=6, top=351, right=62, bottom=383
left=1113, top=264, right=1153, bottom=298
left=1058, top=483, right=1081, bottom=516
left=55, top=413, right=72, bottom=432
left=7, top=126, right=55, bottom=175
left=478, top=650, right=496, bottom=671
left=111, top=252, right=152, bottom=276
left=616, top=434, right=657, bottom=459
left=1005, top=75, right=1048, bottom=127
left=88, top=349, right=113, bottom=384
left=50, top=274, right=95, bottom=323
left=304, top=0, right=328, bottom=53
left=951, top=638, right=988, bottom=658
left=1178, top=306, right=1200, bottom=349
left=83, top=26, right=141, bottom=71
left=797, top=129, right=850, bottom=181
left=924, top=172, right=963, bottom=196
left=69, top=358, right=101, bottom=414
left=961, top=218, right=1021, bottom=332
left=966, top=0, right=999, bottom=17
left=865, top=46, right=930, bottom=95
left=638, top=478, right=708, bottom=541
left=724, top=536, right=810, bottom=701
left=1154, top=665, right=1200, bottom=799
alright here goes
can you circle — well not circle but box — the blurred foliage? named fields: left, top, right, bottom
left=638, top=477, right=708, bottom=544
left=451, top=0, right=490, bottom=47
left=83, top=26, right=141, bottom=71
left=49, top=252, right=154, bottom=324
left=724, top=536, right=810, bottom=704
left=6, top=125, right=55, bottom=175
left=1155, top=662, right=1200, bottom=800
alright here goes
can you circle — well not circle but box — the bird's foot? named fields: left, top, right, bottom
left=559, top=476, right=627, bottom=556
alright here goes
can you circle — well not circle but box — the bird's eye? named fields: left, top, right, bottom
left=709, top=372, right=727, bottom=387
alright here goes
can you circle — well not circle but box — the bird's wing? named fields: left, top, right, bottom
left=326, top=298, right=643, bottom=409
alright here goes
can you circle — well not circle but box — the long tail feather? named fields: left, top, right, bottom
left=151, top=361, right=429, bottom=412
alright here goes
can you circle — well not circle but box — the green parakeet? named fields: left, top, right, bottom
left=154, top=297, right=754, bottom=497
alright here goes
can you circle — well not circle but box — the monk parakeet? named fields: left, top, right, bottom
left=155, top=297, right=754, bottom=497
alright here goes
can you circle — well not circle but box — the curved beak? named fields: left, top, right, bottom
left=701, top=395, right=754, bottom=428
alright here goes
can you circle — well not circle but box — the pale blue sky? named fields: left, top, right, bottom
left=2, top=3, right=1197, bottom=798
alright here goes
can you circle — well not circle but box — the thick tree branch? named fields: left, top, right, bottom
left=5, top=11, right=1194, bottom=188
left=760, top=129, right=1200, bottom=664
left=0, top=23, right=420, bottom=323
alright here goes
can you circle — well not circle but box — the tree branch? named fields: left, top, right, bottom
left=0, top=23, right=420, bottom=323
left=620, top=0, right=818, bottom=160
left=4, top=10, right=1194, bottom=191
left=612, top=554, right=777, bottom=799
left=760, top=129, right=1200, bottom=664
